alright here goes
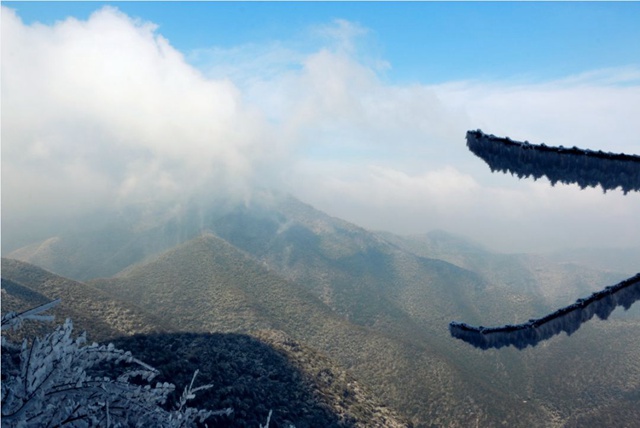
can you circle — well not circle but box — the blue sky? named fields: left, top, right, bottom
left=6, top=2, right=640, bottom=83
left=2, top=2, right=640, bottom=253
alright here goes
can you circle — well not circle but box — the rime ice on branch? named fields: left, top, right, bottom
left=450, top=130, right=640, bottom=350
left=449, top=273, right=640, bottom=350
left=466, top=130, right=640, bottom=193
left=1, top=301, right=230, bottom=426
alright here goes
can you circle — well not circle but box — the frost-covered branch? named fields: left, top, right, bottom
left=455, top=130, right=640, bottom=349
left=1, top=298, right=61, bottom=332
left=260, top=409, right=273, bottom=428
left=466, top=130, right=640, bottom=193
left=1, top=301, right=232, bottom=427
left=449, top=273, right=640, bottom=350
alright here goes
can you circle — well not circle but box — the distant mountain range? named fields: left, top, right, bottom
left=3, top=193, right=639, bottom=427
left=547, top=246, right=640, bottom=276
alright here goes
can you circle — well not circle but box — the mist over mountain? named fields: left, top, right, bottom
left=3, top=4, right=639, bottom=426
left=547, top=246, right=640, bottom=276
left=3, top=193, right=639, bottom=427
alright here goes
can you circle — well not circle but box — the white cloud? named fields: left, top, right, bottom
left=2, top=6, right=281, bottom=225
left=2, top=7, right=639, bottom=254
left=288, top=158, right=640, bottom=252
left=431, top=76, right=640, bottom=154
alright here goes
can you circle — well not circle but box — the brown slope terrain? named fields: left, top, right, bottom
left=379, top=231, right=640, bottom=425
left=203, top=200, right=640, bottom=427
left=210, top=197, right=487, bottom=334
left=6, top=194, right=640, bottom=427
left=1, top=257, right=172, bottom=342
left=253, top=329, right=408, bottom=428
left=109, top=330, right=409, bottom=428
left=379, top=230, right=628, bottom=306
left=90, top=232, right=545, bottom=427
left=0, top=259, right=409, bottom=428
left=527, top=317, right=640, bottom=425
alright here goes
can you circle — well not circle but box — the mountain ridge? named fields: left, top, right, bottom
left=1, top=257, right=173, bottom=342
left=87, top=231, right=528, bottom=426
left=4, top=193, right=639, bottom=427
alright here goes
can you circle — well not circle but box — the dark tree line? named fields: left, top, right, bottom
left=450, top=130, right=640, bottom=350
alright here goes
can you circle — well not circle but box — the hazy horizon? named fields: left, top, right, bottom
left=2, top=2, right=639, bottom=254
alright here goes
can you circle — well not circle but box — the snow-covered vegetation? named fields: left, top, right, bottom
left=1, top=300, right=231, bottom=427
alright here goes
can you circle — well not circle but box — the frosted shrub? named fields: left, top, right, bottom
left=1, top=300, right=231, bottom=427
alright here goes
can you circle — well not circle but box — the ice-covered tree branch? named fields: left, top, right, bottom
left=1, top=300, right=231, bottom=427
left=450, top=273, right=640, bottom=350
left=1, top=298, right=61, bottom=332
left=450, top=130, right=640, bottom=350
left=466, top=130, right=640, bottom=193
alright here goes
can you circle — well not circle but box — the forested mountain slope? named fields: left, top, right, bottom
left=90, top=233, right=536, bottom=427
left=379, top=230, right=629, bottom=319
left=1, top=258, right=409, bottom=427
left=5, top=194, right=640, bottom=427
left=1, top=258, right=172, bottom=341
left=109, top=331, right=410, bottom=428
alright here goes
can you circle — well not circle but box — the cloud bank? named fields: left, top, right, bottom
left=2, top=6, right=639, bottom=254
left=2, top=6, right=283, bottom=249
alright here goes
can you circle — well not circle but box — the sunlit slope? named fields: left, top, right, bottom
left=7, top=194, right=639, bottom=426
left=208, top=201, right=640, bottom=427
left=7, top=195, right=514, bottom=343
left=382, top=231, right=640, bottom=426
left=209, top=197, right=488, bottom=337
left=1, top=258, right=172, bottom=341
left=0, top=258, right=409, bottom=427
left=90, top=233, right=542, bottom=427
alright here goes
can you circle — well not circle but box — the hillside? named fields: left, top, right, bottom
left=548, top=246, right=640, bottom=276
left=108, top=330, right=409, bottom=428
left=6, top=203, right=205, bottom=281
left=0, top=262, right=409, bottom=427
left=379, top=230, right=627, bottom=303
left=6, top=194, right=640, bottom=427
left=217, top=200, right=639, bottom=427
left=90, top=232, right=537, bottom=427
left=209, top=197, right=487, bottom=334
left=1, top=258, right=172, bottom=342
